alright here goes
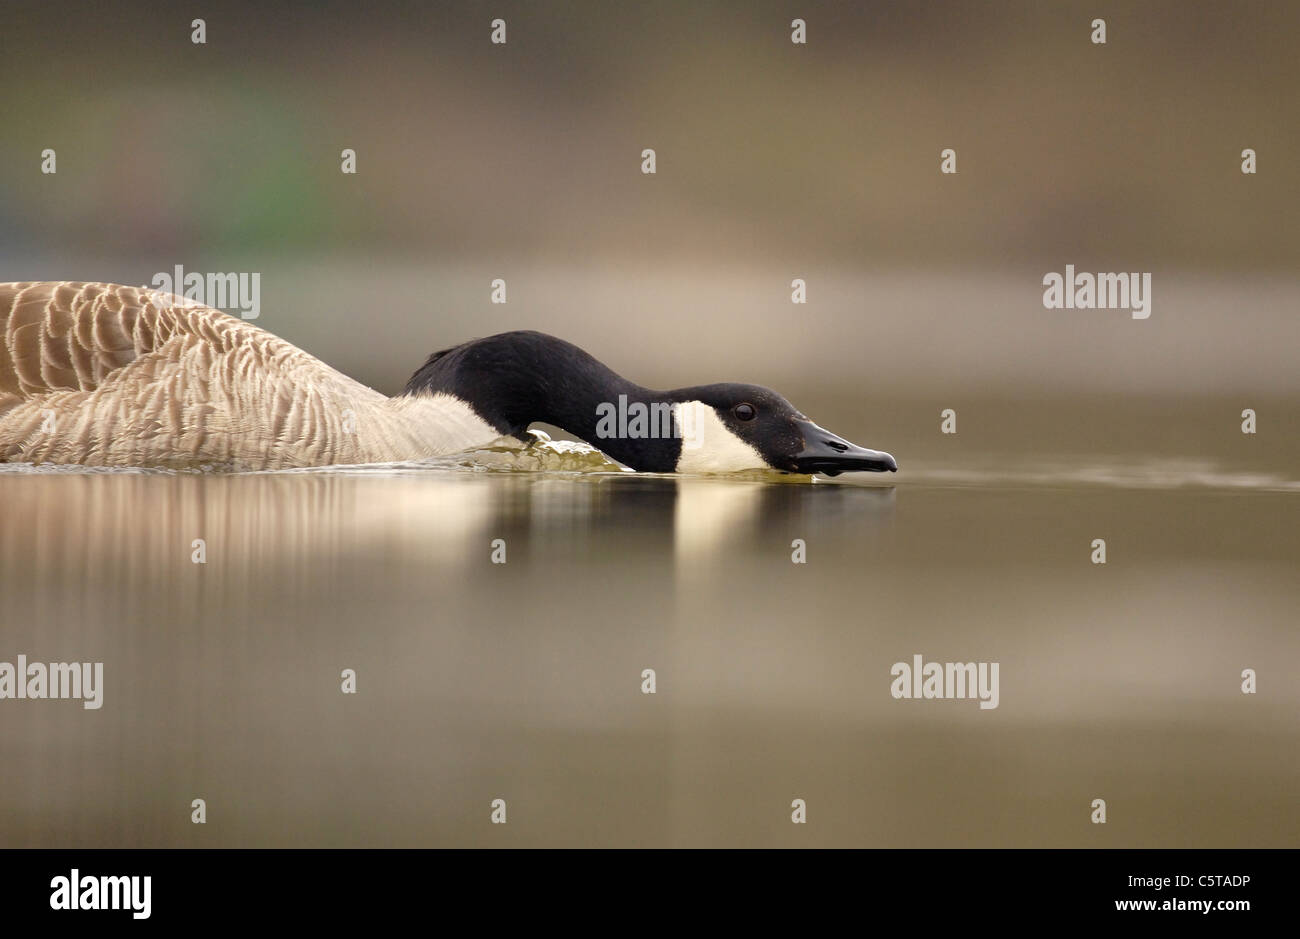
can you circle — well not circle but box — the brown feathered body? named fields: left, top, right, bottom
left=0, top=282, right=500, bottom=469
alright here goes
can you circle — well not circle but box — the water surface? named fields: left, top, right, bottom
left=1, top=441, right=1295, bottom=847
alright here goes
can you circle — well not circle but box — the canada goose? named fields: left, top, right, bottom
left=0, top=281, right=897, bottom=474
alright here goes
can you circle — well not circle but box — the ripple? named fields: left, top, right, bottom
left=885, top=457, right=1300, bottom=493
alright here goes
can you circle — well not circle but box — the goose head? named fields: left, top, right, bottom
left=402, top=330, right=897, bottom=477
left=665, top=383, right=897, bottom=476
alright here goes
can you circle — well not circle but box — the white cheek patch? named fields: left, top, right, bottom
left=672, top=401, right=767, bottom=474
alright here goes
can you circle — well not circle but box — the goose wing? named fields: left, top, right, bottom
left=0, top=281, right=379, bottom=467
left=1, top=281, right=260, bottom=397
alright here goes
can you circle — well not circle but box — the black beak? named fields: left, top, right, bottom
left=791, top=420, right=897, bottom=476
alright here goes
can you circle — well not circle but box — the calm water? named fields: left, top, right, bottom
left=1, top=436, right=1296, bottom=848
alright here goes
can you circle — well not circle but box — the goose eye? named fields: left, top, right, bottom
left=733, top=403, right=756, bottom=421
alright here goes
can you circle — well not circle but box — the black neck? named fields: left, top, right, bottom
left=402, top=331, right=684, bottom=472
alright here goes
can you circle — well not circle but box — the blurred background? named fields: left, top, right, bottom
left=1, top=1, right=1297, bottom=420
left=0, top=1, right=1297, bottom=848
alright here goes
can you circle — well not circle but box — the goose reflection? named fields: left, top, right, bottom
left=0, top=467, right=896, bottom=606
